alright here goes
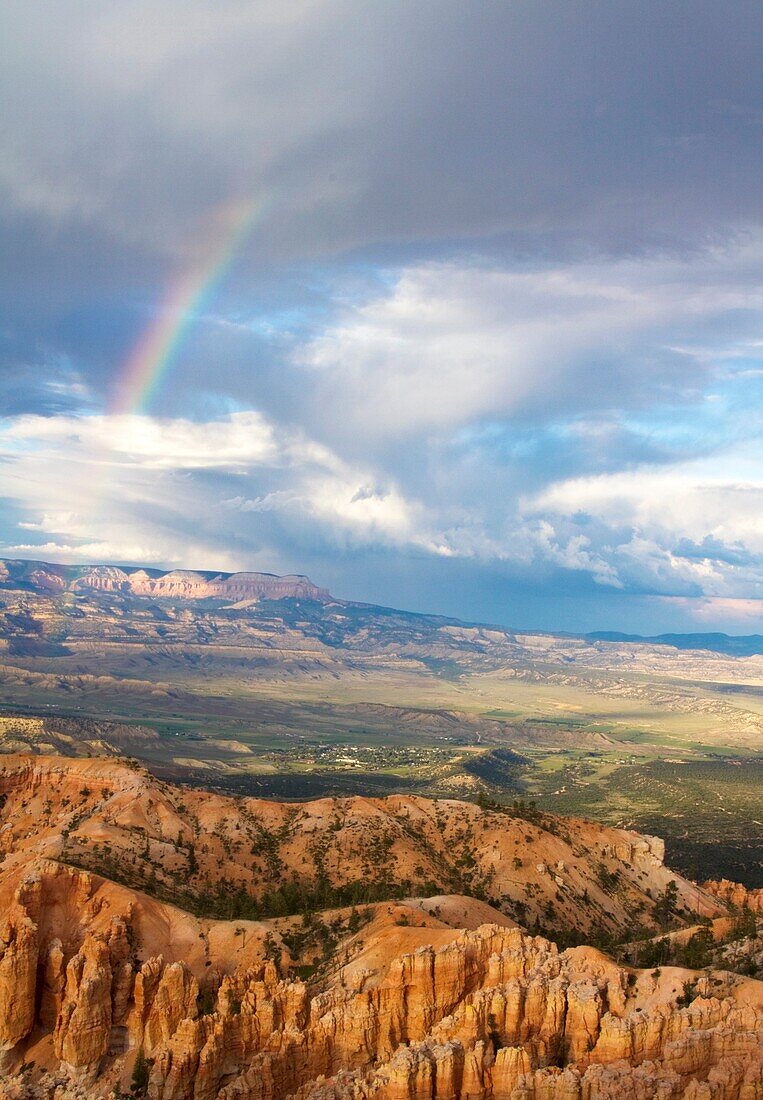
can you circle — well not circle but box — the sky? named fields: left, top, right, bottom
left=1, top=1, right=762, bottom=634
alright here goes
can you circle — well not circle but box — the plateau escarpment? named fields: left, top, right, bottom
left=0, top=756, right=759, bottom=1098
left=0, top=559, right=329, bottom=603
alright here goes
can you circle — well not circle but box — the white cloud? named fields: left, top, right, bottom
left=528, top=466, right=763, bottom=551
left=0, top=402, right=761, bottom=608
left=2, top=225, right=763, bottom=609
left=0, top=408, right=445, bottom=563
left=1, top=410, right=280, bottom=469
left=519, top=455, right=763, bottom=597
left=298, top=238, right=763, bottom=443
left=2, top=398, right=761, bottom=602
left=660, top=596, right=763, bottom=626
left=0, top=539, right=169, bottom=564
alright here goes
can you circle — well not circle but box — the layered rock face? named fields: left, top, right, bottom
left=0, top=885, right=760, bottom=1099
left=704, top=879, right=763, bottom=914
left=0, top=756, right=759, bottom=1098
left=0, top=903, right=37, bottom=1065
left=0, top=559, right=330, bottom=603
left=146, top=927, right=763, bottom=1100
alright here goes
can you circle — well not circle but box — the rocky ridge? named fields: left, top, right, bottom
left=0, top=560, right=329, bottom=603
left=0, top=756, right=759, bottom=1097
left=0, top=876, right=760, bottom=1099
left=0, top=756, right=724, bottom=941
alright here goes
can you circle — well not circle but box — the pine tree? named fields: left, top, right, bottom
left=131, top=1048, right=149, bottom=1095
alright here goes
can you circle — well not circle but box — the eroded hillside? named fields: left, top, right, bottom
left=0, top=755, right=723, bottom=942
left=0, top=755, right=760, bottom=1098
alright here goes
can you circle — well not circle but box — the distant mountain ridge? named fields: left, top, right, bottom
left=0, top=557, right=330, bottom=603
left=586, top=630, right=763, bottom=657
left=0, top=557, right=760, bottom=655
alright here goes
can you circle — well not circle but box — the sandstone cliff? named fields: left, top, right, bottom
left=0, top=892, right=759, bottom=1099
left=0, top=756, right=759, bottom=1099
left=704, top=879, right=763, bottom=914
left=0, top=559, right=330, bottom=603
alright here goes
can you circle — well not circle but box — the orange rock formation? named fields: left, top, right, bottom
left=704, top=879, right=763, bottom=914
left=0, top=755, right=758, bottom=1098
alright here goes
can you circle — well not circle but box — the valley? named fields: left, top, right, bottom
left=0, top=560, right=760, bottom=887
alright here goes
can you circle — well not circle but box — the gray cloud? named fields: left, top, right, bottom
left=4, top=2, right=763, bottom=259
left=4, top=0, right=763, bottom=380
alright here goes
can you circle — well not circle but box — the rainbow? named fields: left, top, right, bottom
left=110, top=196, right=266, bottom=415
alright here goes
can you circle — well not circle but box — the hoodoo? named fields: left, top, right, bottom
left=0, top=755, right=759, bottom=1098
